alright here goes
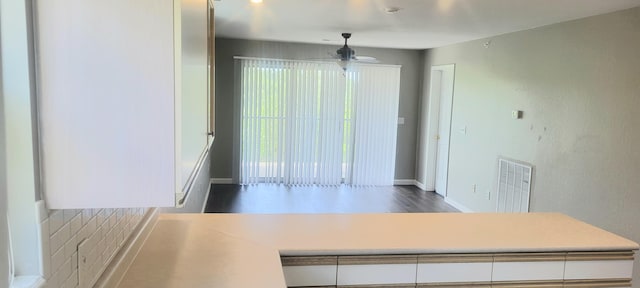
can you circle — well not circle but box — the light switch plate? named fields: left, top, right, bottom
left=397, top=117, right=405, bottom=125
left=512, top=110, right=523, bottom=119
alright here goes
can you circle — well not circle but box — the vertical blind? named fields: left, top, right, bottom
left=238, top=58, right=401, bottom=186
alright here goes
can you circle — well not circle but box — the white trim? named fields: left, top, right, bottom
left=201, top=179, right=214, bottom=213
left=10, top=276, right=44, bottom=288
left=211, top=178, right=233, bottom=184
left=177, top=142, right=212, bottom=207
left=93, top=208, right=160, bottom=288
left=425, top=64, right=456, bottom=197
left=425, top=183, right=435, bottom=192
left=394, top=179, right=416, bottom=186
left=444, top=197, right=474, bottom=213
left=414, top=180, right=427, bottom=191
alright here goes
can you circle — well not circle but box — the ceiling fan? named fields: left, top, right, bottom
left=330, top=33, right=379, bottom=71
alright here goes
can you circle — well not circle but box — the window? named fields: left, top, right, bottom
left=238, top=58, right=401, bottom=186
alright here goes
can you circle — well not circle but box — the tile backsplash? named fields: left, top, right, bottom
left=36, top=202, right=147, bottom=288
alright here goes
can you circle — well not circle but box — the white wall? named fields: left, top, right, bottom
left=426, top=7, right=640, bottom=285
left=1, top=0, right=40, bottom=276
left=1, top=55, right=11, bottom=288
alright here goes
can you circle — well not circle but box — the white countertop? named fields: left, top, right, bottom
left=118, top=213, right=639, bottom=288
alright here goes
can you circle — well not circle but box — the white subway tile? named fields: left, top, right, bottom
left=65, top=235, right=78, bottom=259
left=48, top=272, right=61, bottom=288
left=50, top=222, right=71, bottom=256
left=96, top=209, right=106, bottom=226
left=71, top=251, right=78, bottom=269
left=51, top=247, right=65, bottom=274
left=70, top=214, right=82, bottom=236
left=86, top=217, right=97, bottom=237
left=58, top=259, right=72, bottom=286
left=117, top=231, right=125, bottom=247
left=63, top=270, right=78, bottom=288
left=63, top=209, right=78, bottom=223
left=49, top=210, right=64, bottom=235
left=86, top=247, right=98, bottom=269
left=81, top=209, right=93, bottom=226
left=108, top=214, right=117, bottom=230
left=44, top=207, right=145, bottom=288
left=96, top=239, right=106, bottom=257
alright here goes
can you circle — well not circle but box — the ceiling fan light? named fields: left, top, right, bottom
left=338, top=60, right=350, bottom=71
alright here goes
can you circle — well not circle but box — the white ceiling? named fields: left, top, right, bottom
left=214, top=0, right=640, bottom=49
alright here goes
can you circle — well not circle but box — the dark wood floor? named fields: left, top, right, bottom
left=204, top=184, right=458, bottom=213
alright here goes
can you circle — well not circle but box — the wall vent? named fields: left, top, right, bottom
left=496, top=158, right=532, bottom=213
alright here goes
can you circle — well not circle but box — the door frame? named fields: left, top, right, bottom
left=424, top=64, right=455, bottom=196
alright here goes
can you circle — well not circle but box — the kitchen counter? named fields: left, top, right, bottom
left=118, top=213, right=638, bottom=288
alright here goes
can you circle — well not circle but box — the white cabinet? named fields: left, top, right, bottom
left=281, top=256, right=337, bottom=287
left=280, top=251, right=634, bottom=287
left=35, top=0, right=212, bottom=208
left=416, top=254, right=493, bottom=284
left=492, top=253, right=565, bottom=282
left=336, top=255, right=417, bottom=286
left=564, top=252, right=634, bottom=280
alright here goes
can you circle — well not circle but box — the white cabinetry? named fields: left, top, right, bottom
left=492, top=253, right=565, bottom=282
left=281, top=256, right=337, bottom=287
left=416, top=254, right=493, bottom=283
left=336, top=255, right=417, bottom=286
left=281, top=252, right=635, bottom=288
left=35, top=0, right=211, bottom=208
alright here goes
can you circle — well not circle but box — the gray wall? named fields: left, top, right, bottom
left=212, top=38, right=423, bottom=181
left=426, top=7, right=640, bottom=284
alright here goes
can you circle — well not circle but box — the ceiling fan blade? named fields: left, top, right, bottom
left=353, top=56, right=379, bottom=63
left=305, top=58, right=339, bottom=62
left=328, top=52, right=340, bottom=59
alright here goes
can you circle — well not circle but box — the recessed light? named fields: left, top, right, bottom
left=385, top=7, right=401, bottom=14
left=250, top=0, right=263, bottom=3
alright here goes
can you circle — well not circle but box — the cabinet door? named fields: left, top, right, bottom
left=337, top=255, right=417, bottom=286
left=417, top=254, right=492, bottom=285
left=281, top=256, right=338, bottom=287
left=37, top=0, right=210, bottom=208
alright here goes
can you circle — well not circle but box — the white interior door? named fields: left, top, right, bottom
left=432, top=65, right=455, bottom=196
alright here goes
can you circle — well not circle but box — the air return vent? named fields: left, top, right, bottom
left=496, top=158, right=532, bottom=213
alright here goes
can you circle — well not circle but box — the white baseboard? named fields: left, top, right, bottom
left=414, top=180, right=427, bottom=191
left=201, top=179, right=214, bottom=213
left=394, top=179, right=415, bottom=185
left=211, top=178, right=233, bottom=184
left=93, top=208, right=160, bottom=288
left=444, top=197, right=474, bottom=213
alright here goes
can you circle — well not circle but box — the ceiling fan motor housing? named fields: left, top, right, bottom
left=337, top=32, right=355, bottom=61
left=337, top=46, right=355, bottom=61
